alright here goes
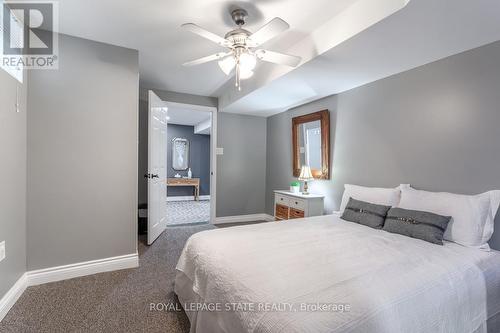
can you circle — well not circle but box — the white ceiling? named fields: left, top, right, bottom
left=220, top=0, right=500, bottom=116
left=49, top=0, right=500, bottom=117
left=167, top=105, right=211, bottom=127
left=54, top=0, right=358, bottom=96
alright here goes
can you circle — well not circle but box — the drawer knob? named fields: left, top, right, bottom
left=295, top=201, right=298, bottom=204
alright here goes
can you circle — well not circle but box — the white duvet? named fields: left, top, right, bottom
left=175, top=214, right=500, bottom=333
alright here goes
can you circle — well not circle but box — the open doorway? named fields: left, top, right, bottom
left=141, top=91, right=217, bottom=244
left=165, top=104, right=213, bottom=226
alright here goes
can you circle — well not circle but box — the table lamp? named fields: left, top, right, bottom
left=298, top=165, right=314, bottom=195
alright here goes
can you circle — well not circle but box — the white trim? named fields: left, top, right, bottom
left=263, top=214, right=275, bottom=221
left=162, top=100, right=216, bottom=113
left=162, top=100, right=217, bottom=225
left=194, top=119, right=211, bottom=135
left=27, top=253, right=139, bottom=286
left=0, top=273, right=27, bottom=322
left=210, top=109, right=217, bottom=225
left=166, top=195, right=210, bottom=202
left=0, top=253, right=139, bottom=322
left=0, top=6, right=24, bottom=83
left=215, top=213, right=275, bottom=225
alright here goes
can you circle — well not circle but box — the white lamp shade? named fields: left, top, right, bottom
left=239, top=52, right=257, bottom=71
left=299, top=165, right=313, bottom=180
left=218, top=56, right=236, bottom=75
left=239, top=67, right=254, bottom=79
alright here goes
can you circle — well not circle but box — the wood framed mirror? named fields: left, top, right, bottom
left=292, top=110, right=330, bottom=179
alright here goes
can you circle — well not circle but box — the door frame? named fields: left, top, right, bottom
left=161, top=100, right=218, bottom=224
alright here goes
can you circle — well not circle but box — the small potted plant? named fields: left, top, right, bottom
left=290, top=181, right=300, bottom=194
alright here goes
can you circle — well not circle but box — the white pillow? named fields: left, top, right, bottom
left=339, top=184, right=402, bottom=212
left=398, top=185, right=500, bottom=250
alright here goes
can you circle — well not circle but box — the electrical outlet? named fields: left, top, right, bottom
left=0, top=241, right=5, bottom=262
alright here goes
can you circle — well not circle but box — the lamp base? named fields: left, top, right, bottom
left=302, top=181, right=310, bottom=195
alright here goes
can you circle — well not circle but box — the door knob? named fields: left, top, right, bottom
left=151, top=174, right=159, bottom=178
left=144, top=173, right=159, bottom=179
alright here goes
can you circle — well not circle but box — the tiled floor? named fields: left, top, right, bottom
left=166, top=200, right=210, bottom=225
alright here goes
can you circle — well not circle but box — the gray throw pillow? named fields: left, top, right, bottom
left=383, top=207, right=451, bottom=245
left=341, top=197, right=391, bottom=229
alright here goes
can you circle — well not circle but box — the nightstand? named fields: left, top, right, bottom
left=274, top=190, right=324, bottom=221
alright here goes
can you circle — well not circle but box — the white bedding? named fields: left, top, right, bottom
left=175, top=214, right=500, bottom=333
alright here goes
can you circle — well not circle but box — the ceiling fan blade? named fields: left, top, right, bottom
left=255, top=50, right=301, bottom=67
left=247, top=17, right=289, bottom=47
left=183, top=52, right=231, bottom=67
left=181, top=23, right=231, bottom=47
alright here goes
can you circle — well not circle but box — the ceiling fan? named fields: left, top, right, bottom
left=181, top=8, right=302, bottom=90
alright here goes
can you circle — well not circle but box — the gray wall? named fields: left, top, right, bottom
left=138, top=90, right=217, bottom=205
left=27, top=33, right=139, bottom=270
left=0, top=70, right=27, bottom=299
left=266, top=42, right=500, bottom=244
left=266, top=101, right=338, bottom=214
left=138, top=98, right=148, bottom=205
left=167, top=124, right=210, bottom=196
left=217, top=112, right=267, bottom=217
left=266, top=40, right=500, bottom=247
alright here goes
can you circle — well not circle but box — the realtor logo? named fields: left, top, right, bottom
left=1, top=1, right=58, bottom=69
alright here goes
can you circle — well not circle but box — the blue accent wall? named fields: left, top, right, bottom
left=167, top=124, right=211, bottom=197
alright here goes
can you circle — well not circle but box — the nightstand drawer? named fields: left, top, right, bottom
left=289, top=208, right=305, bottom=219
left=289, top=198, right=306, bottom=211
left=275, top=204, right=289, bottom=220
left=275, top=193, right=290, bottom=206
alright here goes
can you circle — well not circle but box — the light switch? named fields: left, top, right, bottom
left=0, top=241, right=5, bottom=262
left=216, top=147, right=224, bottom=155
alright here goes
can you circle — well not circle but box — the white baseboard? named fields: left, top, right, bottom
left=166, top=195, right=210, bottom=202
left=27, top=253, right=139, bottom=286
left=263, top=214, right=274, bottom=221
left=0, top=253, right=139, bottom=321
left=215, top=213, right=274, bottom=224
left=0, top=273, right=28, bottom=322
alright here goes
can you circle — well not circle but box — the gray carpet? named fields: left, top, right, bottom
left=0, top=224, right=215, bottom=333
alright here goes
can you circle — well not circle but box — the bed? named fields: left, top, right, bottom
left=174, top=214, right=500, bottom=333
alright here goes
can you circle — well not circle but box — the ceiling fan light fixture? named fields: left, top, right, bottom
left=239, top=52, right=256, bottom=72
left=218, top=56, right=236, bottom=75
left=182, top=9, right=301, bottom=91
left=239, top=67, right=254, bottom=80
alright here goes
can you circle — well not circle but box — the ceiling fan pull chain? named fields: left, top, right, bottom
left=235, top=59, right=241, bottom=90
left=235, top=64, right=238, bottom=87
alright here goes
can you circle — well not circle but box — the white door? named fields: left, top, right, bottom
left=147, top=91, right=168, bottom=245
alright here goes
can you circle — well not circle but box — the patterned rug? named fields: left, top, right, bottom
left=166, top=200, right=210, bottom=225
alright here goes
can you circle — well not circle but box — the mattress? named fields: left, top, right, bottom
left=175, top=214, right=500, bottom=333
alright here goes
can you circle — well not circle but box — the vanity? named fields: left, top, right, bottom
left=167, top=178, right=200, bottom=201
left=274, top=190, right=324, bottom=221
